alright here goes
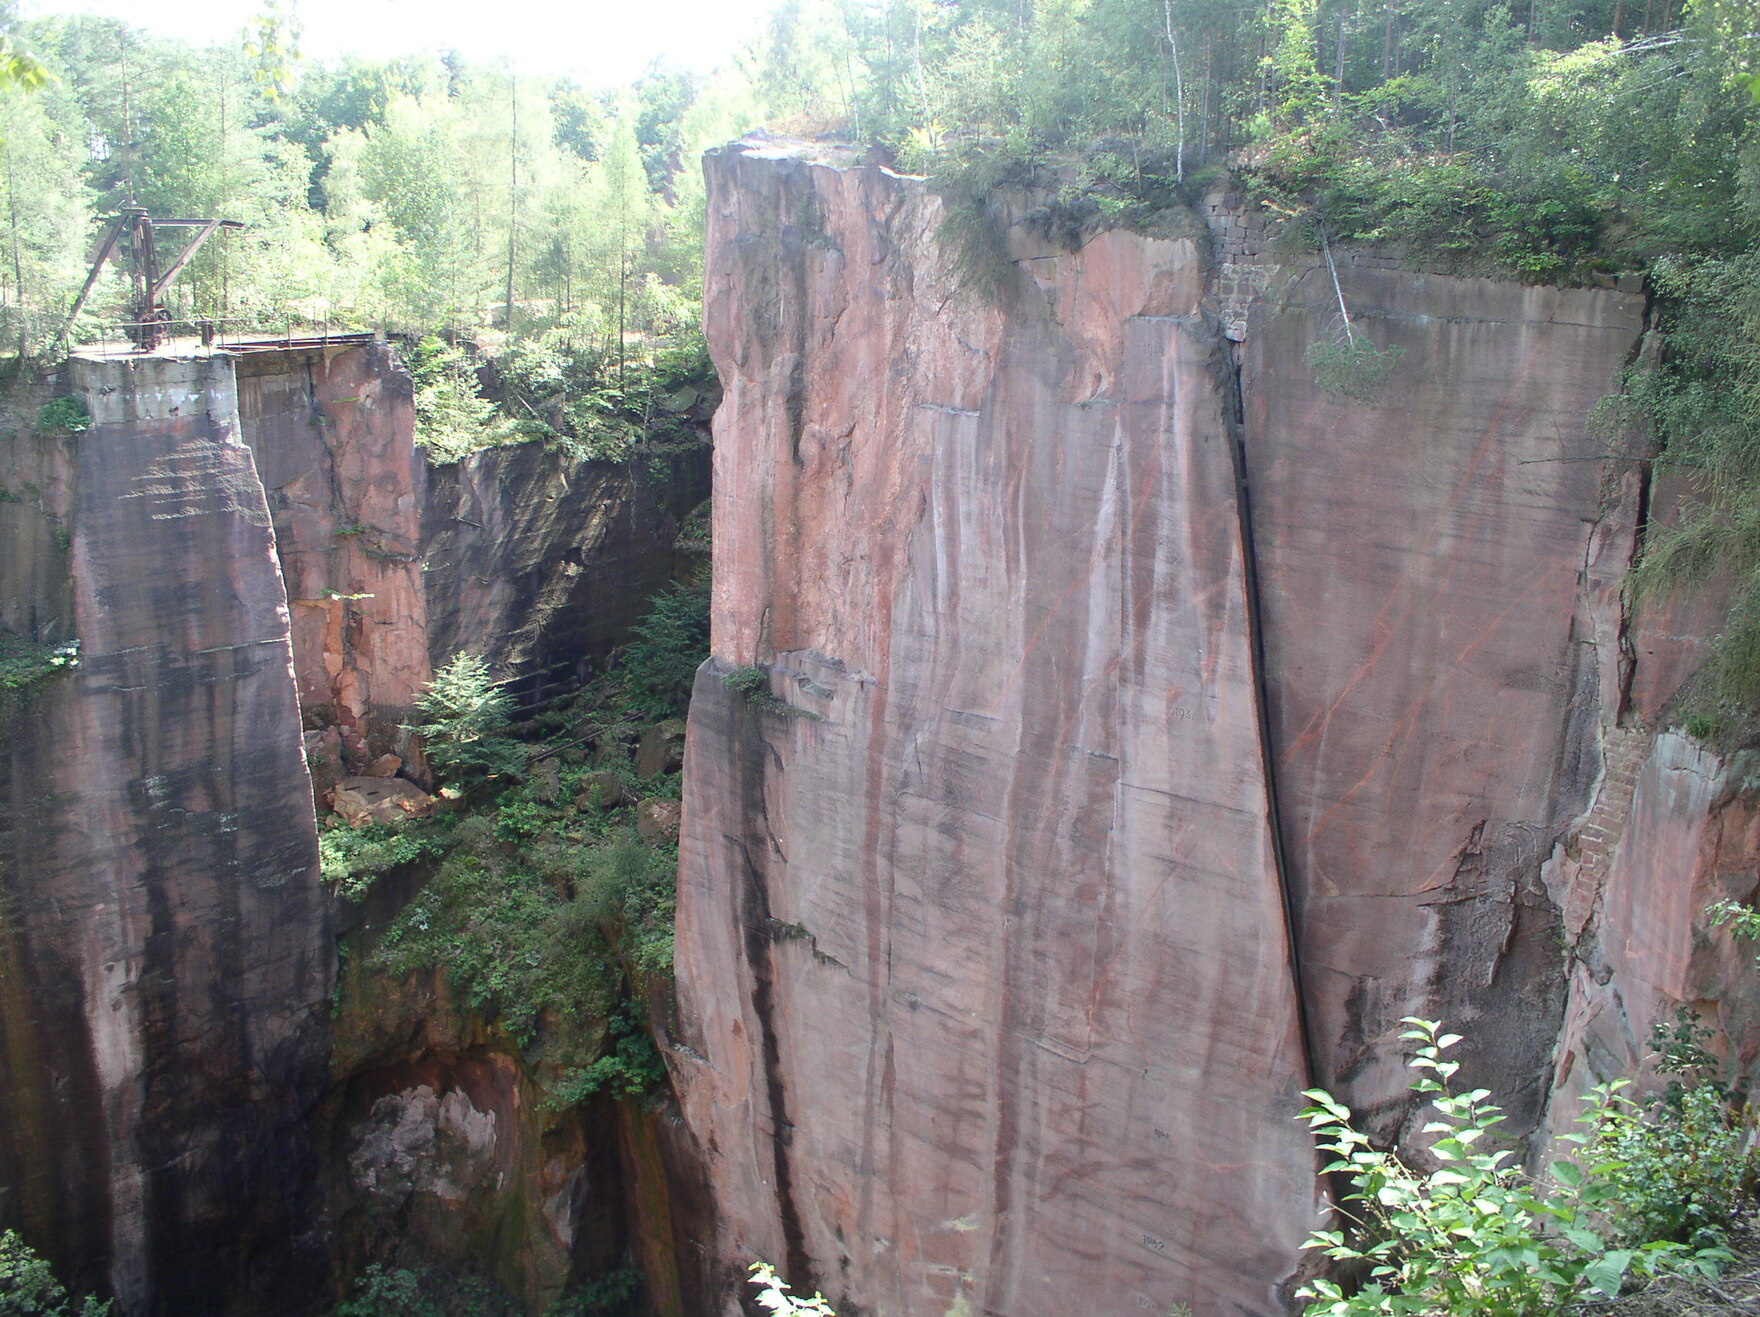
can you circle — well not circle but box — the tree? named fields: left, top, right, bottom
left=406, top=652, right=524, bottom=783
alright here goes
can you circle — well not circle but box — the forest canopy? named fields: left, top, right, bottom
left=1, top=0, right=1757, bottom=727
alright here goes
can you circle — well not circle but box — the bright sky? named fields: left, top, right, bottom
left=19, top=0, right=783, bottom=85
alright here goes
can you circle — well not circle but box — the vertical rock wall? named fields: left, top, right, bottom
left=1242, top=268, right=1647, bottom=1135
left=237, top=344, right=430, bottom=766
left=0, top=355, right=331, bottom=1315
left=0, top=340, right=711, bottom=1315
left=676, top=142, right=1319, bottom=1317
left=675, top=139, right=1673, bottom=1315
left=422, top=440, right=711, bottom=707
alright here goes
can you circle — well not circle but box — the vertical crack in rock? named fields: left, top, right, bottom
left=1218, top=333, right=1324, bottom=1104
left=734, top=759, right=812, bottom=1293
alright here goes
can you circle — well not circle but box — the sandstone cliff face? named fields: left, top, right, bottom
left=0, top=355, right=331, bottom=1315
left=0, top=337, right=710, bottom=1314
left=673, top=139, right=1695, bottom=1315
left=237, top=344, right=430, bottom=767
left=1242, top=268, right=1646, bottom=1135
left=423, top=440, right=710, bottom=707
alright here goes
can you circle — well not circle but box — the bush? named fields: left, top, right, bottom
left=1297, top=1019, right=1725, bottom=1317
left=0, top=632, right=77, bottom=698
left=0, top=1231, right=109, bottom=1317
left=1580, top=1080, right=1750, bottom=1253
left=337, top=1265, right=441, bottom=1317
left=550, top=1002, right=667, bottom=1106
left=372, top=824, right=618, bottom=1050
left=319, top=820, right=452, bottom=903
left=1305, top=335, right=1405, bottom=403
left=546, top=1268, right=643, bottom=1316
left=336, top=1262, right=513, bottom=1317
left=616, top=579, right=709, bottom=721
left=407, top=654, right=524, bottom=786
left=33, top=397, right=88, bottom=436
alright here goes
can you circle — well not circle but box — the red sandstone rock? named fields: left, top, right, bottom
left=676, top=139, right=1319, bottom=1317
left=0, top=354, right=332, bottom=1312
left=1241, top=265, right=1648, bottom=1134
left=676, top=139, right=1660, bottom=1317
left=636, top=798, right=681, bottom=842
left=237, top=345, right=432, bottom=765
left=331, top=775, right=436, bottom=827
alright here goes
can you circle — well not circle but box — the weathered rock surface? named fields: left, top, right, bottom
left=0, top=355, right=331, bottom=1314
left=331, top=775, right=436, bottom=827
left=237, top=344, right=430, bottom=768
left=0, top=340, right=710, bottom=1315
left=674, top=138, right=1676, bottom=1315
left=635, top=799, right=681, bottom=843
left=1242, top=268, right=1647, bottom=1134
left=325, top=953, right=712, bottom=1314
left=635, top=720, right=687, bottom=779
left=423, top=440, right=710, bottom=707
left=676, top=140, right=1320, bottom=1317
left=237, top=340, right=710, bottom=755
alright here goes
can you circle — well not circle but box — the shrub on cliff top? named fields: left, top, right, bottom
left=33, top=396, right=87, bottom=436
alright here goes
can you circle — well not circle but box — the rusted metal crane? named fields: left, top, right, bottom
left=63, top=208, right=245, bottom=351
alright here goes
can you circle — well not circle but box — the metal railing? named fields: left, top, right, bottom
left=73, top=317, right=378, bottom=357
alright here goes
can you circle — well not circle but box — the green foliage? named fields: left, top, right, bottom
left=1297, top=1019, right=1725, bottom=1317
left=1578, top=1080, right=1750, bottom=1253
left=369, top=797, right=677, bottom=1047
left=33, top=396, right=87, bottom=435
left=319, top=819, right=452, bottom=903
left=335, top=1262, right=515, bottom=1317
left=720, top=663, right=822, bottom=720
left=577, top=838, right=677, bottom=976
left=336, top=1265, right=441, bottom=1317
left=406, top=653, right=524, bottom=786
left=546, top=1268, right=643, bottom=1316
left=748, top=1263, right=836, bottom=1317
left=550, top=1001, right=667, bottom=1106
left=0, top=631, right=78, bottom=698
left=721, top=665, right=770, bottom=700
left=410, top=336, right=500, bottom=462
left=485, top=325, right=714, bottom=464
left=1710, top=898, right=1760, bottom=964
left=1305, top=335, right=1405, bottom=402
left=372, top=811, right=619, bottom=1049
left=0, top=1231, right=109, bottom=1317
left=616, top=579, right=710, bottom=721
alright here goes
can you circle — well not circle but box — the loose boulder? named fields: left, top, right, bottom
left=635, top=719, right=687, bottom=779
left=636, top=798, right=682, bottom=843
left=574, top=771, right=628, bottom=811
left=331, top=776, right=436, bottom=827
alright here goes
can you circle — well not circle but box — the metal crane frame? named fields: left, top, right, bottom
left=63, top=208, right=246, bottom=351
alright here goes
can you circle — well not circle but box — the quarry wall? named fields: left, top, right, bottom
left=670, top=137, right=1755, bottom=1316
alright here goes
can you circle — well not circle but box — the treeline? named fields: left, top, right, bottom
left=743, top=0, right=1760, bottom=734
left=741, top=0, right=1755, bottom=275
left=0, top=3, right=764, bottom=358
left=5, top=0, right=1759, bottom=724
